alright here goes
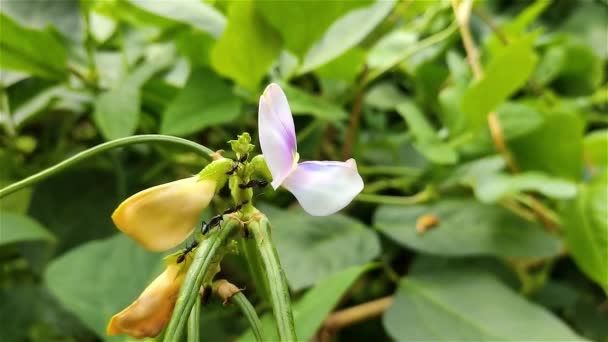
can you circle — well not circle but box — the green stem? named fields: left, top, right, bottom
left=241, top=237, right=272, bottom=304
left=249, top=216, right=297, bottom=341
left=163, top=220, right=238, bottom=342
left=355, top=188, right=433, bottom=206
left=0, top=134, right=214, bottom=198
left=358, top=165, right=422, bottom=177
left=187, top=295, right=201, bottom=342
left=233, top=292, right=266, bottom=342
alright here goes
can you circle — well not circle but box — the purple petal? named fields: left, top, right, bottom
left=258, top=83, right=298, bottom=188
left=282, top=159, right=364, bottom=216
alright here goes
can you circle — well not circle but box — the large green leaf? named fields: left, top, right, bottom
left=127, top=0, right=225, bottom=38
left=93, top=59, right=171, bottom=140
left=510, top=110, right=583, bottom=180
left=280, top=82, right=347, bottom=121
left=45, top=234, right=163, bottom=338
left=383, top=267, right=584, bottom=341
left=461, top=37, right=538, bottom=129
left=561, top=174, right=608, bottom=292
left=474, top=172, right=577, bottom=203
left=0, top=0, right=82, bottom=42
left=161, top=68, right=241, bottom=136
left=238, top=264, right=374, bottom=342
left=257, top=0, right=371, bottom=58
left=0, top=211, right=55, bottom=246
left=583, top=130, right=608, bottom=173
left=374, top=199, right=561, bottom=258
left=299, top=0, right=395, bottom=73
left=0, top=13, right=67, bottom=79
left=210, top=1, right=281, bottom=92
left=262, top=204, right=380, bottom=291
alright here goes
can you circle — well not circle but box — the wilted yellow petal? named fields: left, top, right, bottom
left=112, top=176, right=215, bottom=251
left=107, top=264, right=185, bottom=338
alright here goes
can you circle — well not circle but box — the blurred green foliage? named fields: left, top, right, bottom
left=1, top=0, right=606, bottom=341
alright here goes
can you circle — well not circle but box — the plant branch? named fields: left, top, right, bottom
left=342, top=67, right=368, bottom=160
left=163, top=219, right=239, bottom=342
left=233, top=292, right=266, bottom=342
left=248, top=215, right=297, bottom=341
left=318, top=296, right=394, bottom=342
left=187, top=295, right=201, bottom=342
left=355, top=188, right=433, bottom=206
left=0, top=134, right=214, bottom=198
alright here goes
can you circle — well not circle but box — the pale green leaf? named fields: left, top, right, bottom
left=299, top=0, right=395, bottom=73
left=161, top=68, right=241, bottom=136
left=210, top=1, right=281, bottom=92
left=475, top=172, right=577, bottom=203
left=280, top=83, right=347, bottom=121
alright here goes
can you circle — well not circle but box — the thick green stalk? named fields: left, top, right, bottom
left=0, top=134, right=214, bottom=198
left=233, top=292, right=266, bottom=342
left=163, top=220, right=238, bottom=342
left=248, top=216, right=297, bottom=341
left=187, top=295, right=201, bottom=342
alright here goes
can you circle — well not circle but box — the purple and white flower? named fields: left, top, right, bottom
left=258, top=83, right=364, bottom=216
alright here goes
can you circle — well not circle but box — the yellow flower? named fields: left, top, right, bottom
left=107, top=263, right=185, bottom=338
left=112, top=176, right=215, bottom=251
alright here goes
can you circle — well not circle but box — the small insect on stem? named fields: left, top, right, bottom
left=201, top=200, right=250, bottom=235
left=238, top=179, right=268, bottom=189
left=176, top=240, right=199, bottom=264
left=226, top=154, right=248, bottom=175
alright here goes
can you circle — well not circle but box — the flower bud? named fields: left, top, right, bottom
left=112, top=176, right=215, bottom=251
left=106, top=263, right=185, bottom=338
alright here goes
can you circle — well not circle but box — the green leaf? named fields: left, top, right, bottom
left=510, top=109, right=583, bottom=180
left=316, top=47, right=366, bottom=82
left=583, top=130, right=608, bottom=173
left=0, top=211, right=55, bottom=246
left=45, top=234, right=163, bottom=338
left=93, top=59, right=170, bottom=140
left=161, top=68, right=241, bottom=136
left=364, top=82, right=404, bottom=111
left=299, top=0, right=395, bottom=73
left=462, top=37, right=538, bottom=129
left=374, top=198, right=561, bottom=258
left=210, top=1, right=281, bottom=92
left=367, top=29, right=418, bottom=70
left=561, top=1, right=608, bottom=60
left=0, top=0, right=82, bottom=42
left=257, top=0, right=371, bottom=58
left=0, top=180, right=32, bottom=213
left=383, top=266, right=584, bottom=341
left=261, top=204, right=380, bottom=291
left=561, top=174, right=608, bottom=292
left=127, top=0, right=225, bottom=38
left=474, top=172, right=577, bottom=203
left=0, top=13, right=67, bottom=79
left=238, top=264, right=374, bottom=342
left=550, top=40, right=604, bottom=96
left=396, top=100, right=458, bottom=165
left=279, top=82, right=347, bottom=121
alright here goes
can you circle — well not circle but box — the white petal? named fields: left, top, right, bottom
left=258, top=83, right=297, bottom=189
left=282, top=159, right=364, bottom=216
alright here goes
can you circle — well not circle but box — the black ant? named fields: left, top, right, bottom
left=201, top=200, right=249, bottom=235
left=238, top=179, right=268, bottom=189
left=226, top=154, right=248, bottom=175
left=176, top=239, right=199, bottom=264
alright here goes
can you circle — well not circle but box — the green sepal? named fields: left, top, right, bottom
left=198, top=158, right=233, bottom=191
left=249, top=155, right=273, bottom=184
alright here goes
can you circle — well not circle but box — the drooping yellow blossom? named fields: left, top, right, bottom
left=112, top=176, right=215, bottom=251
left=107, top=262, right=186, bottom=338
